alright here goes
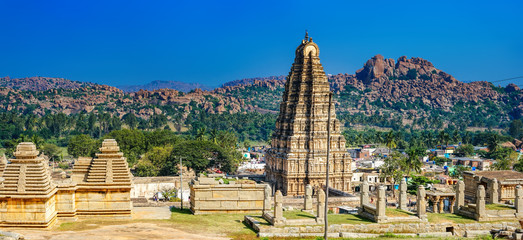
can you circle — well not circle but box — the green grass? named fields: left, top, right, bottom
left=283, top=210, right=315, bottom=219
left=168, top=208, right=259, bottom=239
left=486, top=203, right=514, bottom=210
left=386, top=208, right=415, bottom=217
left=58, top=208, right=261, bottom=240
left=328, top=213, right=374, bottom=225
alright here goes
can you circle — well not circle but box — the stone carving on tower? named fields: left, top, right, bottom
left=265, top=33, right=353, bottom=196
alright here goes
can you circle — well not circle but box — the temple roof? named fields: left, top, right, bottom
left=472, top=170, right=523, bottom=181
left=81, top=139, right=132, bottom=187
left=0, top=142, right=56, bottom=197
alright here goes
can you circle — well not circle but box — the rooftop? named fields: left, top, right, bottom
left=471, top=170, right=523, bottom=181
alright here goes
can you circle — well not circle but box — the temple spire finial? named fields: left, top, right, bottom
left=305, top=30, right=309, bottom=41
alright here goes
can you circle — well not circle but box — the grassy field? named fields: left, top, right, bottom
left=167, top=208, right=259, bottom=239
left=485, top=203, right=514, bottom=210
left=386, top=208, right=415, bottom=217
left=54, top=209, right=508, bottom=240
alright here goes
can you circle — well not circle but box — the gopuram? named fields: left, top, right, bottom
left=265, top=33, right=352, bottom=196
left=0, top=139, right=132, bottom=228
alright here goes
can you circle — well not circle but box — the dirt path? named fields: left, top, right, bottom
left=17, top=222, right=229, bottom=240
left=15, top=207, right=230, bottom=240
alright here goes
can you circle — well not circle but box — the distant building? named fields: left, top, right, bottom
left=449, top=157, right=492, bottom=171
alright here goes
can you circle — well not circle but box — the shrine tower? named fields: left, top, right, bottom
left=265, top=33, right=352, bottom=196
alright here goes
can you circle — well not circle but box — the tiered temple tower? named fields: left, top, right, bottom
left=0, top=142, right=58, bottom=227
left=74, top=139, right=133, bottom=218
left=265, top=34, right=352, bottom=196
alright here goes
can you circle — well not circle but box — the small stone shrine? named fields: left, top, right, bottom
left=0, top=140, right=133, bottom=228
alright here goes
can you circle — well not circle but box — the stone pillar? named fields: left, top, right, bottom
left=433, top=196, right=440, bottom=213
left=273, top=190, right=285, bottom=226
left=439, top=198, right=444, bottom=213
left=361, top=179, right=369, bottom=206
left=376, top=185, right=387, bottom=223
left=489, top=178, right=499, bottom=204
left=454, top=180, right=465, bottom=213
left=399, top=178, right=407, bottom=210
left=417, top=185, right=427, bottom=221
left=450, top=197, right=456, bottom=213
left=515, top=185, right=523, bottom=218
left=303, top=184, right=313, bottom=212
left=316, top=188, right=325, bottom=224
left=476, top=185, right=486, bottom=221
left=263, top=184, right=272, bottom=215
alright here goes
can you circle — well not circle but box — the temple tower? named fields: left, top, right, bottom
left=74, top=139, right=133, bottom=218
left=0, top=142, right=58, bottom=227
left=265, top=33, right=352, bottom=196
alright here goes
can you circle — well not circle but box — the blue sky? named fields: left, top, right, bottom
left=1, top=0, right=522, bottom=87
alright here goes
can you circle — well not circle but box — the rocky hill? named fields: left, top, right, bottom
left=0, top=76, right=94, bottom=91
left=0, top=55, right=521, bottom=129
left=118, top=80, right=212, bottom=93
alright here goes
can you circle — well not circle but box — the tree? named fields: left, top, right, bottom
left=509, top=120, right=523, bottom=139
left=143, top=146, right=173, bottom=175
left=379, top=151, right=405, bottom=197
left=67, top=134, right=98, bottom=158
left=449, top=165, right=471, bottom=178
left=454, top=144, right=474, bottom=157
left=105, top=129, right=147, bottom=165
left=41, top=143, right=61, bottom=161
left=407, top=175, right=438, bottom=195
left=195, top=127, right=207, bottom=141
left=404, top=146, right=425, bottom=177
left=134, top=160, right=158, bottom=177
left=168, top=140, right=238, bottom=174
left=385, top=130, right=397, bottom=151
left=438, top=130, right=450, bottom=147
left=486, top=133, right=501, bottom=154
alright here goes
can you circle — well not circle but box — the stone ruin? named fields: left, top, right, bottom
left=262, top=184, right=326, bottom=227
left=189, top=175, right=266, bottom=214
left=0, top=140, right=133, bottom=228
left=358, top=179, right=426, bottom=223
left=455, top=179, right=523, bottom=221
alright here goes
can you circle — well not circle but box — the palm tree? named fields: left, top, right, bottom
left=196, top=127, right=207, bottom=141
left=438, top=130, right=450, bottom=148
left=404, top=146, right=425, bottom=178
left=210, top=128, right=218, bottom=144
left=385, top=130, right=397, bottom=152
left=486, top=133, right=500, bottom=153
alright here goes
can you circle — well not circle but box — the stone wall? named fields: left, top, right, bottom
left=131, top=176, right=187, bottom=199
left=250, top=220, right=520, bottom=238
left=190, top=177, right=265, bottom=214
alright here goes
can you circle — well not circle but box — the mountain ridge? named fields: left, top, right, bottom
left=1, top=55, right=521, bottom=129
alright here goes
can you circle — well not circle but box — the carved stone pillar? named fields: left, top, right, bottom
left=399, top=178, right=407, bottom=210
left=489, top=178, right=499, bottom=204
left=316, top=188, right=325, bottom=224
left=263, top=184, right=272, bottom=215
left=303, top=184, right=313, bottom=212
left=376, top=185, right=387, bottom=223
left=515, top=185, right=523, bottom=218
left=434, top=196, right=440, bottom=213
left=476, top=185, right=486, bottom=221
left=273, top=190, right=285, bottom=226
left=454, top=180, right=465, bottom=213
left=450, top=197, right=456, bottom=213
left=417, top=185, right=427, bottom=221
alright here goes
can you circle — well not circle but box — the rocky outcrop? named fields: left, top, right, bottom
left=0, top=54, right=521, bottom=124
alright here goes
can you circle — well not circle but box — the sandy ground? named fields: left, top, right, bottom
left=14, top=207, right=230, bottom=240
